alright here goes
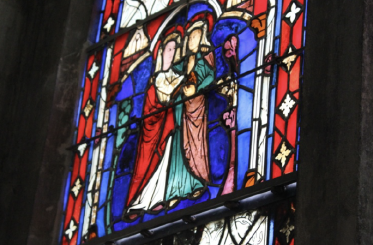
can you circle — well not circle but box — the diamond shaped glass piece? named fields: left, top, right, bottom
left=283, top=0, right=303, bottom=27
left=88, top=62, right=99, bottom=80
left=64, top=218, right=78, bottom=241
left=83, top=98, right=94, bottom=118
left=70, top=177, right=84, bottom=199
left=273, top=140, right=294, bottom=168
left=277, top=92, right=298, bottom=120
left=281, top=45, right=298, bottom=72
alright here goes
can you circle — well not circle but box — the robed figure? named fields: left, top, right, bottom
left=124, top=33, right=184, bottom=220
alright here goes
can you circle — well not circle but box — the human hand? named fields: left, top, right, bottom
left=183, top=84, right=196, bottom=97
left=183, top=72, right=197, bottom=97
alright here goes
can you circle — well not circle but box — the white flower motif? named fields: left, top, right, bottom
left=280, top=218, right=295, bottom=243
left=71, top=178, right=82, bottom=197
left=83, top=99, right=94, bottom=118
left=282, top=47, right=297, bottom=71
left=104, top=17, right=115, bottom=32
left=88, top=62, right=99, bottom=79
left=285, top=2, right=301, bottom=23
left=275, top=142, right=291, bottom=167
left=77, top=143, right=87, bottom=157
left=65, top=220, right=78, bottom=240
left=279, top=94, right=296, bottom=117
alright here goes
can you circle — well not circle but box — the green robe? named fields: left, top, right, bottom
left=166, top=52, right=215, bottom=200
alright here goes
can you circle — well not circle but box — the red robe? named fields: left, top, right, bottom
left=126, top=84, right=174, bottom=206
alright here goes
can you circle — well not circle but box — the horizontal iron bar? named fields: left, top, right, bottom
left=83, top=173, right=297, bottom=245
left=67, top=48, right=304, bottom=151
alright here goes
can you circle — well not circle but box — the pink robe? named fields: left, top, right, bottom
left=183, top=95, right=210, bottom=182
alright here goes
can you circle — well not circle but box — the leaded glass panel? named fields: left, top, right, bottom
left=144, top=198, right=295, bottom=245
left=60, top=0, right=307, bottom=244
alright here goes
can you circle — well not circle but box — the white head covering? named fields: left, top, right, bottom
left=183, top=20, right=211, bottom=56
left=154, top=33, right=182, bottom=72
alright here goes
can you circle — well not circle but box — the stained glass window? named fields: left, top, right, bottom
left=144, top=198, right=296, bottom=245
left=61, top=0, right=307, bottom=244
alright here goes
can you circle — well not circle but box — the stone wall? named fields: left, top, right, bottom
left=0, top=0, right=95, bottom=243
left=296, top=0, right=373, bottom=244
